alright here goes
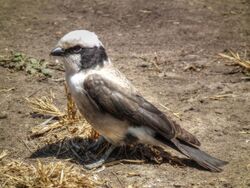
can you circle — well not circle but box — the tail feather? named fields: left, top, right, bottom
left=174, top=122, right=201, bottom=146
left=171, top=138, right=228, bottom=172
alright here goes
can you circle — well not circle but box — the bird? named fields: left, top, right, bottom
left=50, top=30, right=228, bottom=172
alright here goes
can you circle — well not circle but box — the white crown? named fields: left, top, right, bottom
left=57, top=30, right=103, bottom=49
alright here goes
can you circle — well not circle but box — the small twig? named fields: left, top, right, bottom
left=1, top=179, right=9, bottom=187
left=239, top=130, right=250, bottom=134
left=38, top=116, right=55, bottom=126
left=105, top=159, right=145, bottom=167
left=50, top=78, right=65, bottom=82
left=0, top=150, right=8, bottom=160
left=111, top=172, right=124, bottom=188
left=26, top=88, right=42, bottom=98
left=218, top=51, right=250, bottom=70
left=119, top=159, right=145, bottom=164
left=0, top=87, right=15, bottom=93
left=59, top=169, right=64, bottom=185
left=241, top=76, right=250, bottom=81
left=152, top=60, right=161, bottom=72
left=19, top=139, right=33, bottom=153
left=204, top=94, right=236, bottom=100
left=127, top=172, right=141, bottom=177
left=131, top=54, right=162, bottom=72
left=152, top=54, right=161, bottom=73
left=159, top=103, right=181, bottom=119
left=30, top=122, right=63, bottom=138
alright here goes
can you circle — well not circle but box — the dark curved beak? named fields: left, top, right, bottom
left=50, top=47, right=65, bottom=56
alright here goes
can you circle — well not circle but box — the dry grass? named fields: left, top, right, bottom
left=27, top=96, right=64, bottom=117
left=219, top=50, right=250, bottom=71
left=204, top=93, right=237, bottom=100
left=26, top=84, right=99, bottom=141
left=0, top=87, right=102, bottom=187
left=0, top=159, right=100, bottom=188
left=0, top=150, right=8, bottom=160
left=159, top=103, right=181, bottom=119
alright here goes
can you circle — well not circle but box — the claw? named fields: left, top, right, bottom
left=87, top=136, right=106, bottom=151
left=84, top=144, right=116, bottom=169
left=84, top=158, right=106, bottom=169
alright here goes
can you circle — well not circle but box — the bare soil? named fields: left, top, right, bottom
left=0, top=0, right=250, bottom=187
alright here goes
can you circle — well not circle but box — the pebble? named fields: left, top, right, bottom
left=0, top=112, right=7, bottom=119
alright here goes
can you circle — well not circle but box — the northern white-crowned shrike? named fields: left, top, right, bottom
left=50, top=30, right=227, bottom=171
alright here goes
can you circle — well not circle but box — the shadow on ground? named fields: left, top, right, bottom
left=30, top=136, right=206, bottom=171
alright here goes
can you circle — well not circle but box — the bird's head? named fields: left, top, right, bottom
left=50, top=30, right=108, bottom=74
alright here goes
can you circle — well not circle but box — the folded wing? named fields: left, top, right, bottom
left=83, top=73, right=200, bottom=146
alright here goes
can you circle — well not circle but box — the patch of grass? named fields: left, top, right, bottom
left=0, top=159, right=100, bottom=188
left=219, top=50, right=250, bottom=71
left=26, top=84, right=99, bottom=141
left=0, top=86, right=103, bottom=187
left=0, top=52, right=54, bottom=77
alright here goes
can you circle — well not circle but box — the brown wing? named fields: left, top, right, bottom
left=84, top=73, right=200, bottom=146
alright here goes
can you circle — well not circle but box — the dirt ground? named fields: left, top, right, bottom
left=0, top=0, right=250, bottom=187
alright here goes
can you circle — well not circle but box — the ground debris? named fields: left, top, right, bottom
left=130, top=53, right=162, bottom=73
left=0, top=87, right=15, bottom=93
left=160, top=103, right=181, bottom=119
left=204, top=93, right=236, bottom=100
left=27, top=85, right=98, bottom=141
left=0, top=150, right=8, bottom=160
left=126, top=172, right=141, bottom=177
left=0, top=112, right=8, bottom=119
left=204, top=93, right=237, bottom=100
left=183, top=64, right=204, bottom=72
left=0, top=159, right=101, bottom=188
left=219, top=50, right=250, bottom=71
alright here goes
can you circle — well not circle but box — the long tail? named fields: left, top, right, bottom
left=171, top=138, right=228, bottom=172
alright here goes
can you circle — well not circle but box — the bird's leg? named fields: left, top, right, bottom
left=87, top=136, right=106, bottom=151
left=84, top=144, right=116, bottom=169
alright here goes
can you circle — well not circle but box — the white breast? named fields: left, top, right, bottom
left=68, top=71, right=86, bottom=94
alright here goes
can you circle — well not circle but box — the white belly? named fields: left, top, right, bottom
left=75, top=93, right=129, bottom=144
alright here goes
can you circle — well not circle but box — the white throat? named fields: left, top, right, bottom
left=63, top=54, right=81, bottom=76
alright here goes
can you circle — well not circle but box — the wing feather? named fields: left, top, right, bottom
left=84, top=73, right=200, bottom=145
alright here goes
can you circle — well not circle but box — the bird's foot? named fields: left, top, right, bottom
left=84, top=158, right=106, bottom=169
left=84, top=144, right=116, bottom=169
left=87, top=136, right=106, bottom=152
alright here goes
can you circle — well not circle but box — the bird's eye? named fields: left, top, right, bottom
left=72, top=46, right=82, bottom=53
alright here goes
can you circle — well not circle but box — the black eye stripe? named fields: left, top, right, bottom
left=65, top=46, right=80, bottom=54
left=65, top=45, right=93, bottom=54
left=79, top=46, right=108, bottom=69
left=72, top=45, right=81, bottom=52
